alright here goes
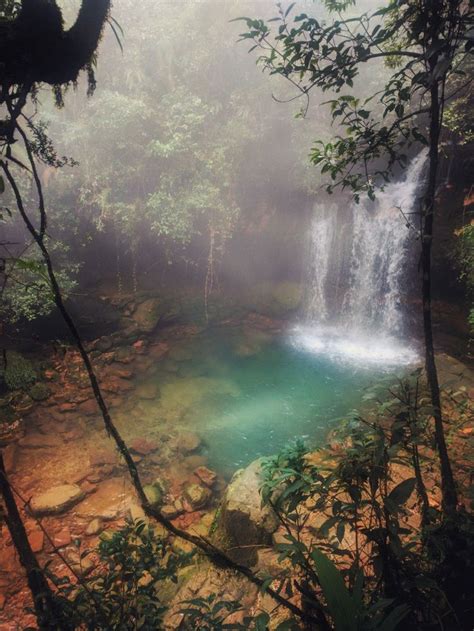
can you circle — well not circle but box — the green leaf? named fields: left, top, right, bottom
left=377, top=603, right=411, bottom=631
left=387, top=478, right=416, bottom=506
left=311, top=548, right=358, bottom=631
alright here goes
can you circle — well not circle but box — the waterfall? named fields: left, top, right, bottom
left=294, top=151, right=427, bottom=365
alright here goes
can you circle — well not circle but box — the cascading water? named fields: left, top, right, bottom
left=292, top=151, right=427, bottom=365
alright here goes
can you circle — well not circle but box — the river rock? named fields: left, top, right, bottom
left=161, top=504, right=180, bottom=519
left=29, top=484, right=85, bottom=517
left=135, top=382, right=159, bottom=400
left=89, top=448, right=118, bottom=467
left=85, top=518, right=102, bottom=536
left=130, top=437, right=159, bottom=455
left=19, top=433, right=63, bottom=449
left=76, top=477, right=132, bottom=520
left=194, top=466, right=217, bottom=488
left=213, top=459, right=278, bottom=566
left=178, top=432, right=202, bottom=454
left=183, top=483, right=211, bottom=511
left=28, top=530, right=44, bottom=553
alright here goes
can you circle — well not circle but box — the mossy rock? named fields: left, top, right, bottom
left=144, top=484, right=163, bottom=508
left=28, top=382, right=51, bottom=402
left=271, top=281, right=303, bottom=312
left=243, top=281, right=302, bottom=317
left=2, top=351, right=37, bottom=391
left=132, top=298, right=165, bottom=333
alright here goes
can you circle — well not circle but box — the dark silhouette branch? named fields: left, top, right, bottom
left=0, top=0, right=111, bottom=89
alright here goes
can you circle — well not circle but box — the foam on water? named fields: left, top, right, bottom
left=289, top=324, right=419, bottom=367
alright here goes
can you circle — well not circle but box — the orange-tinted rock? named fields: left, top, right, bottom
left=89, top=448, right=117, bottom=466
left=28, top=530, right=44, bottom=553
left=58, top=402, right=75, bottom=413
left=194, top=466, right=217, bottom=488
left=130, top=437, right=159, bottom=456
left=53, top=528, right=71, bottom=548
left=79, top=399, right=98, bottom=416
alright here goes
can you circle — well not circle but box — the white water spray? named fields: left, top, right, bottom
left=292, top=152, right=427, bottom=365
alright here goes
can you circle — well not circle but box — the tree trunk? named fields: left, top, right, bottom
left=421, top=78, right=458, bottom=516
left=0, top=452, right=63, bottom=630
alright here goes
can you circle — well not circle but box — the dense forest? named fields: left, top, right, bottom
left=0, top=1, right=473, bottom=630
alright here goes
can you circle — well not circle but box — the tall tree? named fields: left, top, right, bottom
left=238, top=0, right=473, bottom=516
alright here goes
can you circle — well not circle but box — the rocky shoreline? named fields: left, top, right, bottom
left=0, top=286, right=472, bottom=629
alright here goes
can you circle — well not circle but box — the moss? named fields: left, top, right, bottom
left=28, top=382, right=51, bottom=401
left=3, top=351, right=37, bottom=391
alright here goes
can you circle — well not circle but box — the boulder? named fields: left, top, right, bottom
left=183, top=483, right=211, bottom=511
left=132, top=298, right=163, bottom=333
left=29, top=484, right=85, bottom=517
left=213, top=459, right=278, bottom=566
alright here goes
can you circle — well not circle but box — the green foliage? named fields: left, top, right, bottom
left=1, top=253, right=78, bottom=322
left=179, top=593, right=298, bottom=630
left=53, top=519, right=193, bottom=631
left=453, top=219, right=474, bottom=335
left=238, top=0, right=471, bottom=200
left=1, top=351, right=37, bottom=391
left=258, top=373, right=473, bottom=629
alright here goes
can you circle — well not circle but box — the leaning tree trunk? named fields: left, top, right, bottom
left=0, top=453, right=64, bottom=630
left=421, top=76, right=458, bottom=516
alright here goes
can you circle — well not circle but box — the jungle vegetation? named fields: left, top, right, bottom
left=0, top=1, right=473, bottom=630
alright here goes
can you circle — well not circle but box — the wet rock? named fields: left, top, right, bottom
left=29, top=484, right=85, bottom=517
left=89, top=448, right=118, bottom=467
left=114, top=347, right=134, bottom=364
left=76, top=477, right=132, bottom=520
left=28, top=530, right=44, bottom=553
left=132, top=298, right=163, bottom=333
left=95, top=337, right=113, bottom=353
left=178, top=432, right=202, bottom=455
left=53, top=527, right=71, bottom=548
left=58, top=402, right=75, bottom=413
left=19, top=433, right=63, bottom=449
left=133, top=339, right=146, bottom=351
left=194, top=466, right=217, bottom=488
left=161, top=504, right=180, bottom=519
left=135, top=382, right=159, bottom=400
left=183, top=483, right=211, bottom=511
left=130, top=437, right=159, bottom=456
left=85, top=518, right=102, bottom=536
left=113, top=368, right=133, bottom=380
left=213, top=459, right=278, bottom=566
